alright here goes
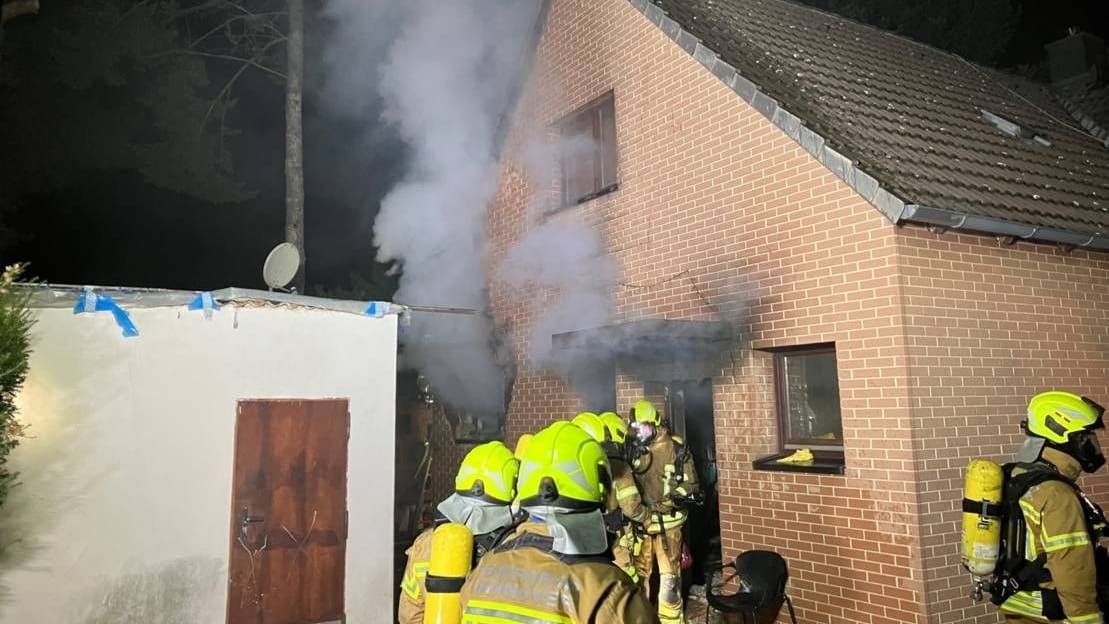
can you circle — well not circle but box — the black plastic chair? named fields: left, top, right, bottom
left=705, top=550, right=798, bottom=624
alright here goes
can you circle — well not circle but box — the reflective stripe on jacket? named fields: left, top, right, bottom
left=631, top=429, right=698, bottom=534
left=398, top=527, right=435, bottom=624
left=608, top=457, right=647, bottom=525
left=459, top=522, right=659, bottom=624
left=1000, top=449, right=1103, bottom=624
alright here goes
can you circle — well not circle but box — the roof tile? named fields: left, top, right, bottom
left=650, top=0, right=1109, bottom=237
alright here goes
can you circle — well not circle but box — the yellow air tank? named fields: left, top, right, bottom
left=423, top=522, right=474, bottom=624
left=962, top=458, right=1004, bottom=578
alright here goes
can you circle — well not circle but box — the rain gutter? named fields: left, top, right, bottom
left=900, top=204, right=1109, bottom=250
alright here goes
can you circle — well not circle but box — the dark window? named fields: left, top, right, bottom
left=775, top=345, right=843, bottom=450
left=559, top=91, right=618, bottom=206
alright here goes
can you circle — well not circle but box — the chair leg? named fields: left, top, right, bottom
left=784, top=595, right=798, bottom=624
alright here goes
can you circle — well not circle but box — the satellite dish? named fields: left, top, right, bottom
left=262, top=242, right=301, bottom=290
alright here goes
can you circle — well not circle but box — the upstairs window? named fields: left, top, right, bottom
left=559, top=91, right=618, bottom=206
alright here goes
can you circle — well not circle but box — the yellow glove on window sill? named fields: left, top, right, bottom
left=776, top=448, right=814, bottom=465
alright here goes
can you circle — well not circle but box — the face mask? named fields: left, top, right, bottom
left=632, top=422, right=655, bottom=443
left=601, top=440, right=623, bottom=460
left=1073, top=431, right=1106, bottom=473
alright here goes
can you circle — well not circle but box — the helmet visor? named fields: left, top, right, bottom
left=1082, top=396, right=1106, bottom=430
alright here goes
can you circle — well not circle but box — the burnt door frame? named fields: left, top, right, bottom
left=226, top=398, right=350, bottom=624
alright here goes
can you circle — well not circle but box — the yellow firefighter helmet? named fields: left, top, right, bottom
left=516, top=420, right=610, bottom=509
left=630, top=399, right=660, bottom=425
left=599, top=411, right=628, bottom=444
left=1025, top=390, right=1105, bottom=444
left=455, top=441, right=519, bottom=505
left=572, top=412, right=608, bottom=443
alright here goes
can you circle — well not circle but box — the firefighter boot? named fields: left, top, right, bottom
left=656, top=529, right=685, bottom=624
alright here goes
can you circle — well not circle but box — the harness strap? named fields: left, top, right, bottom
left=962, top=498, right=1005, bottom=517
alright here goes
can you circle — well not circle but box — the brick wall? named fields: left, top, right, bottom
left=425, top=403, right=471, bottom=511
left=487, top=0, right=928, bottom=622
left=481, top=1, right=1109, bottom=623
left=896, top=229, right=1109, bottom=624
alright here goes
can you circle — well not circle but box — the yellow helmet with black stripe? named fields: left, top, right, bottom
left=516, top=421, right=610, bottom=510
left=599, top=412, right=628, bottom=445
left=1025, top=390, right=1107, bottom=473
left=455, top=441, right=519, bottom=505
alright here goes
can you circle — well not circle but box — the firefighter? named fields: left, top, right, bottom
left=999, top=391, right=1107, bottom=624
left=573, top=411, right=650, bottom=583
left=628, top=399, right=700, bottom=624
left=602, top=411, right=652, bottom=584
left=398, top=440, right=520, bottom=624
left=458, top=420, right=659, bottom=623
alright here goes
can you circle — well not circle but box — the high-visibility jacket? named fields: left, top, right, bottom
left=607, top=456, right=648, bottom=525
left=398, top=527, right=434, bottom=624
left=459, top=521, right=659, bottom=623
left=1000, top=448, right=1103, bottom=624
left=632, top=429, right=699, bottom=534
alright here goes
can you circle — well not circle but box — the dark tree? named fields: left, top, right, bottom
left=0, top=1, right=251, bottom=206
left=168, top=0, right=307, bottom=291
left=0, top=0, right=39, bottom=75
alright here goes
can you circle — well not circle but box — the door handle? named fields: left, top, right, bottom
left=239, top=506, right=265, bottom=541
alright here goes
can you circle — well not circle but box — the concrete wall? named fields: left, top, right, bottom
left=0, top=303, right=397, bottom=623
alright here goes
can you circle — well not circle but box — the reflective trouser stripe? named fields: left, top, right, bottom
left=1069, top=612, right=1105, bottom=624
left=659, top=603, right=683, bottom=624
left=463, top=600, right=572, bottom=624
left=649, top=514, right=686, bottom=532
left=1000, top=591, right=1047, bottom=621
left=1041, top=530, right=1091, bottom=552
left=616, top=486, right=639, bottom=501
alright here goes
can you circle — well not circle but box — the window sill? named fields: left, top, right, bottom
left=567, top=183, right=619, bottom=207
left=752, top=450, right=845, bottom=475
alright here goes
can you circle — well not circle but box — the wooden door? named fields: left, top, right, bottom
left=227, top=399, right=349, bottom=624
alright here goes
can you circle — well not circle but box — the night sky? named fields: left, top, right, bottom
left=0, top=0, right=1106, bottom=297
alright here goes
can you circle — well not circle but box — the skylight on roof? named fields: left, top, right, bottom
left=981, top=109, right=1052, bottom=147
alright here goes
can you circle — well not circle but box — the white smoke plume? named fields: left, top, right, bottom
left=321, top=0, right=546, bottom=414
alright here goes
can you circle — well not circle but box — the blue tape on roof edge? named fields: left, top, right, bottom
left=188, top=292, right=219, bottom=319
left=73, top=290, right=139, bottom=338
left=366, top=301, right=390, bottom=318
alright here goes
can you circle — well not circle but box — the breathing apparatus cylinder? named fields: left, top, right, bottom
left=423, top=522, right=474, bottom=624
left=961, top=458, right=1004, bottom=581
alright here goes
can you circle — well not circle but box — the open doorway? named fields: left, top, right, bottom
left=667, top=379, right=721, bottom=592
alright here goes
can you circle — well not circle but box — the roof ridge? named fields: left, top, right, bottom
left=1051, top=91, right=1109, bottom=149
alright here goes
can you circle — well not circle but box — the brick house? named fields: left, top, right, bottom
left=412, top=0, right=1109, bottom=623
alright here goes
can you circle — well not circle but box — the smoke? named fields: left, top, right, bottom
left=321, top=0, right=545, bottom=413
left=323, top=1, right=749, bottom=414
